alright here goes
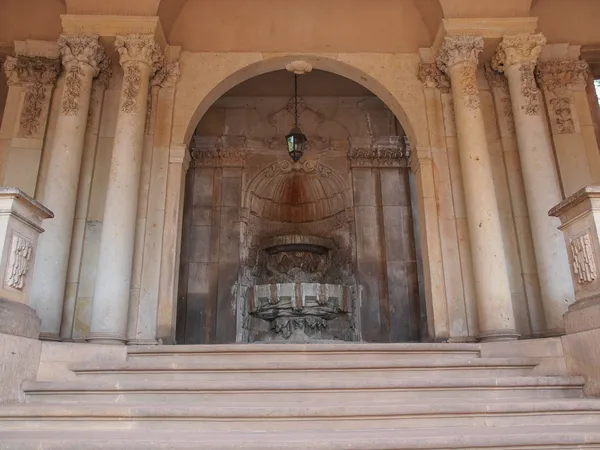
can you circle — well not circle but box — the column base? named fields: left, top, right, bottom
left=0, top=298, right=41, bottom=339
left=128, top=339, right=158, bottom=346
left=478, top=329, right=520, bottom=342
left=39, top=332, right=62, bottom=342
left=87, top=332, right=127, bottom=345
left=543, top=327, right=566, bottom=338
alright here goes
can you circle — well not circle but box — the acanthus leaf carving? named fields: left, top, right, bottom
left=570, top=231, right=598, bottom=284
left=151, top=61, right=180, bottom=88
left=520, top=61, right=542, bottom=116
left=418, top=62, right=450, bottom=91
left=492, top=33, right=546, bottom=72
left=121, top=64, right=142, bottom=114
left=114, top=34, right=163, bottom=75
left=5, top=233, right=33, bottom=290
left=549, top=96, right=575, bottom=134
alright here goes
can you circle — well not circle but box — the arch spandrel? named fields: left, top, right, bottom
left=171, top=52, right=429, bottom=153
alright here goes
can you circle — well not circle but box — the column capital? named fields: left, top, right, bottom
left=151, top=61, right=180, bottom=88
left=492, top=33, right=546, bottom=72
left=3, top=54, right=60, bottom=87
left=418, top=62, right=450, bottom=91
left=115, top=34, right=163, bottom=74
left=535, top=59, right=590, bottom=93
left=58, top=34, right=108, bottom=75
left=436, top=35, right=483, bottom=74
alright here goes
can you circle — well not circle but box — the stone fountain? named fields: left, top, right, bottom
left=247, top=234, right=355, bottom=342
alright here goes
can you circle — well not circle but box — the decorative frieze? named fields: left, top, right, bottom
left=3, top=55, right=60, bottom=135
left=348, top=136, right=411, bottom=168
left=191, top=136, right=247, bottom=168
left=418, top=62, right=450, bottom=91
left=5, top=233, right=33, bottom=290
left=437, top=36, right=484, bottom=112
left=570, top=231, right=598, bottom=284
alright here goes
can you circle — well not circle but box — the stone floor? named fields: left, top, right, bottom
left=1, top=343, right=600, bottom=449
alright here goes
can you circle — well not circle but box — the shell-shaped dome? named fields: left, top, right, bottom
left=248, top=160, right=349, bottom=223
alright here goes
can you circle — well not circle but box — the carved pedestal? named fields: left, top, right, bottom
left=0, top=188, right=53, bottom=339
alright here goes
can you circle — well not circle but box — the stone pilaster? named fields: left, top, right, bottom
left=88, top=34, right=163, bottom=345
left=437, top=35, right=519, bottom=342
left=1, top=52, right=60, bottom=195
left=492, top=33, right=574, bottom=336
left=535, top=57, right=596, bottom=197
left=28, top=35, right=109, bottom=341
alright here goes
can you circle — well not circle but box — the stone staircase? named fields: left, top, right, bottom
left=2, top=343, right=600, bottom=449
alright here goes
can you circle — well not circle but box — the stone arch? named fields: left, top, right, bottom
left=172, top=53, right=426, bottom=150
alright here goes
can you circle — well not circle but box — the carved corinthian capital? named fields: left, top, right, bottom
left=58, top=34, right=108, bottom=75
left=437, top=36, right=483, bottom=74
left=151, top=61, right=181, bottom=88
left=418, top=62, right=450, bottom=90
left=3, top=55, right=60, bottom=86
left=492, top=33, right=546, bottom=72
left=535, top=59, right=590, bottom=93
left=114, top=34, right=163, bottom=75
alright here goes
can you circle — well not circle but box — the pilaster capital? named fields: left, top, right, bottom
left=535, top=59, right=590, bottom=93
left=3, top=55, right=60, bottom=87
left=492, top=33, right=546, bottom=72
left=437, top=36, right=483, bottom=74
left=418, top=62, right=450, bottom=91
left=58, top=34, right=108, bottom=76
left=484, top=63, right=508, bottom=90
left=151, top=61, right=180, bottom=88
left=115, top=34, right=163, bottom=75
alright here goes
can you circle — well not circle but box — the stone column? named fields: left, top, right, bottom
left=0, top=188, right=52, bottom=339
left=492, top=33, right=574, bottom=335
left=437, top=36, right=518, bottom=341
left=28, top=35, right=109, bottom=341
left=88, top=34, right=163, bottom=345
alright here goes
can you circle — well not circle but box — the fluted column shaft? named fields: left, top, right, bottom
left=493, top=34, right=574, bottom=335
left=29, top=35, right=109, bottom=340
left=438, top=36, right=519, bottom=341
left=88, top=34, right=163, bottom=344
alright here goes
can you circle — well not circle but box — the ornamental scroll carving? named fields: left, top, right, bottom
left=418, top=62, right=450, bottom=91
left=535, top=59, right=589, bottom=134
left=348, top=136, right=411, bottom=168
left=520, top=62, right=542, bottom=116
left=437, top=36, right=483, bottom=112
left=570, top=232, right=598, bottom=284
left=5, top=234, right=33, bottom=290
left=492, top=33, right=546, bottom=72
left=484, top=64, right=515, bottom=133
left=58, top=34, right=109, bottom=115
left=190, top=136, right=247, bottom=167
left=121, top=65, right=141, bottom=113
left=3, top=55, right=60, bottom=136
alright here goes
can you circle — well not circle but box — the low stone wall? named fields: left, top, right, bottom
left=0, top=333, right=41, bottom=404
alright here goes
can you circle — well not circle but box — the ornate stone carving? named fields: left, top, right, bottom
left=535, top=60, right=590, bottom=93
left=94, top=55, right=112, bottom=88
left=349, top=136, right=411, bottom=167
left=570, top=231, right=598, bottom=284
left=418, top=62, right=450, bottom=91
left=484, top=63, right=508, bottom=91
left=5, top=233, right=33, bottom=290
left=114, top=34, right=163, bottom=74
left=58, top=34, right=109, bottom=115
left=520, top=61, right=542, bottom=116
left=549, top=96, right=575, bottom=133
left=191, top=136, right=247, bottom=167
left=437, top=36, right=483, bottom=112
left=535, top=59, right=589, bottom=132
left=437, top=35, right=483, bottom=73
left=151, top=61, right=180, bottom=88
left=285, top=60, right=313, bottom=75
left=4, top=55, right=60, bottom=135
left=484, top=64, right=515, bottom=132
left=121, top=65, right=142, bottom=114
left=492, top=33, right=546, bottom=71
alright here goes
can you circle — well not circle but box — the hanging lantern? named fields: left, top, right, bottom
left=286, top=73, right=307, bottom=162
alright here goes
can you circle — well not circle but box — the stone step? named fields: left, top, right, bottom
left=24, top=376, right=585, bottom=404
left=70, top=357, right=538, bottom=381
left=2, top=425, right=600, bottom=449
left=2, top=399, right=600, bottom=432
left=126, top=343, right=482, bottom=362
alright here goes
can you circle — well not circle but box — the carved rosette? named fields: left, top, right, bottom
left=417, top=62, right=450, bottom=91
left=58, top=35, right=109, bottom=115
left=535, top=59, right=589, bottom=133
left=4, top=55, right=60, bottom=136
left=437, top=36, right=484, bottom=111
left=492, top=33, right=546, bottom=72
left=115, top=34, right=164, bottom=114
